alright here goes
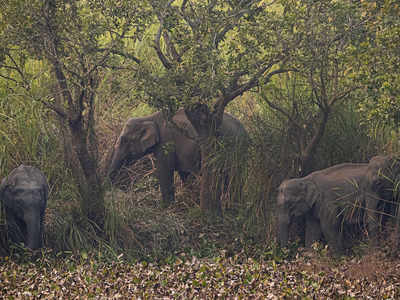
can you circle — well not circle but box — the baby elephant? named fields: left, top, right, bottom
left=277, top=162, right=381, bottom=253
left=0, top=165, right=48, bottom=250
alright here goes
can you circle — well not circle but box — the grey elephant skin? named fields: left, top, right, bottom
left=366, top=155, right=400, bottom=236
left=109, top=108, right=248, bottom=206
left=0, top=165, right=48, bottom=250
left=277, top=161, right=383, bottom=253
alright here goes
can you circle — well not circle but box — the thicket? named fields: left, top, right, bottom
left=0, top=0, right=399, bottom=260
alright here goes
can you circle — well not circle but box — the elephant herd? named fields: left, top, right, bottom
left=1, top=108, right=399, bottom=255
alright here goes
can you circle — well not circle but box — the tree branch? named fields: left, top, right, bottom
left=38, top=96, right=67, bottom=119
left=263, top=94, right=302, bottom=131
left=98, top=48, right=141, bottom=64
left=162, top=31, right=181, bottom=63
left=153, top=0, right=175, bottom=70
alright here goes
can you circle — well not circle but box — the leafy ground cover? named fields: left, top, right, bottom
left=1, top=248, right=399, bottom=299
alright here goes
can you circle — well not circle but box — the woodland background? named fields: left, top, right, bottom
left=0, top=0, right=400, bottom=297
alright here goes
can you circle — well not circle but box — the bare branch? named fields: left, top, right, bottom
left=38, top=96, right=67, bottom=119
left=179, top=0, right=199, bottom=32
left=222, top=62, right=292, bottom=108
left=0, top=73, right=19, bottom=84
left=98, top=48, right=141, bottom=64
left=154, top=3, right=173, bottom=70
left=329, top=86, right=360, bottom=106
left=6, top=53, right=30, bottom=88
left=52, top=60, right=74, bottom=109
left=162, top=31, right=181, bottom=63
left=263, top=94, right=302, bottom=130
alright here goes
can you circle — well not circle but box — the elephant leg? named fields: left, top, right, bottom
left=365, top=194, right=380, bottom=243
left=305, top=215, right=322, bottom=248
left=40, top=210, right=45, bottom=247
left=320, top=218, right=343, bottom=254
left=6, top=214, right=25, bottom=246
left=156, top=153, right=175, bottom=207
left=178, top=171, right=190, bottom=183
left=178, top=171, right=197, bottom=185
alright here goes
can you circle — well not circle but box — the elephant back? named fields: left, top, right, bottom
left=306, top=163, right=369, bottom=217
left=171, top=109, right=198, bottom=140
left=221, top=113, right=248, bottom=138
left=306, top=163, right=368, bottom=190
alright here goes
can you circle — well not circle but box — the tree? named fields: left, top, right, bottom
left=0, top=0, right=150, bottom=227
left=358, top=0, right=400, bottom=139
left=259, top=0, right=369, bottom=176
left=134, top=0, right=299, bottom=214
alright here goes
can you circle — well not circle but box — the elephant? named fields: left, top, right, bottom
left=366, top=155, right=400, bottom=237
left=0, top=165, right=48, bottom=250
left=277, top=162, right=383, bottom=253
left=108, top=108, right=248, bottom=206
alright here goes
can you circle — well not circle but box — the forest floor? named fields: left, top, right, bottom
left=1, top=247, right=399, bottom=299
left=3, top=163, right=400, bottom=299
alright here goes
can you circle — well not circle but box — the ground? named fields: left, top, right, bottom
left=1, top=247, right=399, bottom=299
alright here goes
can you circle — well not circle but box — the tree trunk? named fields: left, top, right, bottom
left=299, top=108, right=330, bottom=176
left=69, top=120, right=105, bottom=229
left=185, top=104, right=223, bottom=216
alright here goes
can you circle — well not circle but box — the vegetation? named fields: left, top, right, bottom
left=1, top=248, right=400, bottom=298
left=0, top=0, right=399, bottom=297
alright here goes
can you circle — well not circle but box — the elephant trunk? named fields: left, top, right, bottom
left=24, top=210, right=42, bottom=250
left=108, top=141, right=134, bottom=184
left=108, top=157, right=122, bottom=183
left=108, top=144, right=126, bottom=184
left=278, top=209, right=290, bottom=248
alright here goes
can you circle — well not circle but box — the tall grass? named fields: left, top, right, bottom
left=1, top=60, right=398, bottom=259
left=228, top=92, right=390, bottom=244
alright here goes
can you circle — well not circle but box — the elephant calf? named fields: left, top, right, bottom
left=277, top=162, right=382, bottom=253
left=0, top=165, right=48, bottom=250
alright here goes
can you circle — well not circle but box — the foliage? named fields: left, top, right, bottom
left=1, top=249, right=400, bottom=298
left=357, top=0, right=400, bottom=131
left=0, top=0, right=152, bottom=226
left=136, top=0, right=294, bottom=110
left=132, top=0, right=300, bottom=212
left=259, top=0, right=370, bottom=176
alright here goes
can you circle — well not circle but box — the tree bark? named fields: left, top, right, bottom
left=299, top=108, right=330, bottom=176
left=185, top=104, right=223, bottom=216
left=69, top=119, right=105, bottom=228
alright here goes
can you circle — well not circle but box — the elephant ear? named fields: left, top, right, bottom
left=0, top=177, right=12, bottom=207
left=285, top=179, right=317, bottom=217
left=367, top=156, right=391, bottom=193
left=0, top=178, right=6, bottom=200
left=304, top=179, right=320, bottom=208
left=292, top=179, right=319, bottom=215
left=139, top=121, right=159, bottom=153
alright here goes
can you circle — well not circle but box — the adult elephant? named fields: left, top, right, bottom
left=277, top=162, right=381, bottom=253
left=366, top=155, right=400, bottom=238
left=0, top=165, right=48, bottom=250
left=108, top=108, right=248, bottom=206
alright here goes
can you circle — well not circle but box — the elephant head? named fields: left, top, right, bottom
left=277, top=178, right=319, bottom=247
left=368, top=155, right=400, bottom=203
left=0, top=165, right=48, bottom=250
left=109, top=118, right=160, bottom=182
